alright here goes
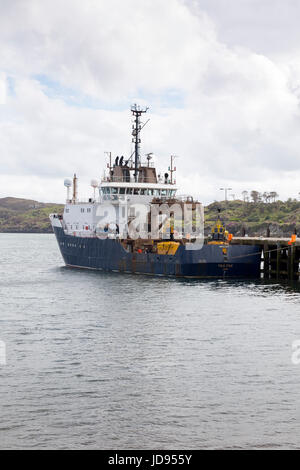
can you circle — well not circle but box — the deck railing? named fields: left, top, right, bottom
left=101, top=176, right=175, bottom=184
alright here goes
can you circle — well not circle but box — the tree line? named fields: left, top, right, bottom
left=241, top=190, right=279, bottom=203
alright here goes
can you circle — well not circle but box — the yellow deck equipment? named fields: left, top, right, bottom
left=157, top=241, right=180, bottom=255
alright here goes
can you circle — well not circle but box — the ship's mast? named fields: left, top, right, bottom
left=131, top=104, right=148, bottom=182
left=72, top=173, right=78, bottom=202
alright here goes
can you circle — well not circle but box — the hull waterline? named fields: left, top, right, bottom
left=53, top=226, right=262, bottom=279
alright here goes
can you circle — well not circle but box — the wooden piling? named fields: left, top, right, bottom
left=275, top=243, right=280, bottom=280
left=229, top=236, right=300, bottom=281
left=263, top=243, right=269, bottom=279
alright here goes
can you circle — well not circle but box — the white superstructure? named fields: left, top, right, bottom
left=50, top=105, right=180, bottom=240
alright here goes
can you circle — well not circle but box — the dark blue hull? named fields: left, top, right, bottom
left=53, top=227, right=262, bottom=278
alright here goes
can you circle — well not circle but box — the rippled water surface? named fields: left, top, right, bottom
left=1, top=233, right=300, bottom=449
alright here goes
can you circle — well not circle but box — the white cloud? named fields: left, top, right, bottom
left=1, top=0, right=300, bottom=204
left=185, top=0, right=300, bottom=57
left=0, top=0, right=216, bottom=100
left=0, top=72, right=6, bottom=104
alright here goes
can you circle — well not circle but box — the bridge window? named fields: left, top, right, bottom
left=147, top=189, right=154, bottom=196
left=81, top=208, right=85, bottom=213
left=111, top=187, right=118, bottom=194
left=161, top=189, right=167, bottom=196
left=119, top=188, right=126, bottom=194
left=133, top=188, right=140, bottom=195
left=102, top=187, right=111, bottom=200
left=126, top=188, right=133, bottom=194
left=140, top=188, right=146, bottom=195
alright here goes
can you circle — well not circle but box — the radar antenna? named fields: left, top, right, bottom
left=146, top=152, right=153, bottom=167
left=131, top=104, right=149, bottom=182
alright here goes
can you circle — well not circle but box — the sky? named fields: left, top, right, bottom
left=1, top=0, right=300, bottom=204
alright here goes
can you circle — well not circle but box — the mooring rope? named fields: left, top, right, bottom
left=228, top=244, right=293, bottom=261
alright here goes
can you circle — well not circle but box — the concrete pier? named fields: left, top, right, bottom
left=230, top=237, right=300, bottom=280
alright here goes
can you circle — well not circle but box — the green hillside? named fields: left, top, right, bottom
left=205, top=199, right=300, bottom=237
left=0, top=197, right=64, bottom=233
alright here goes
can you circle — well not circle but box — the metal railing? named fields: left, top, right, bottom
left=176, top=195, right=195, bottom=203
left=65, top=198, right=97, bottom=204
left=101, top=176, right=175, bottom=184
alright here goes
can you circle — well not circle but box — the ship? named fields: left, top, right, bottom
left=50, top=105, right=262, bottom=278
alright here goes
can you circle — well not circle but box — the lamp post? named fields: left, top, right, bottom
left=220, top=187, right=232, bottom=201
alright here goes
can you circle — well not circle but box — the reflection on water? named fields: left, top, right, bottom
left=0, top=234, right=300, bottom=449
